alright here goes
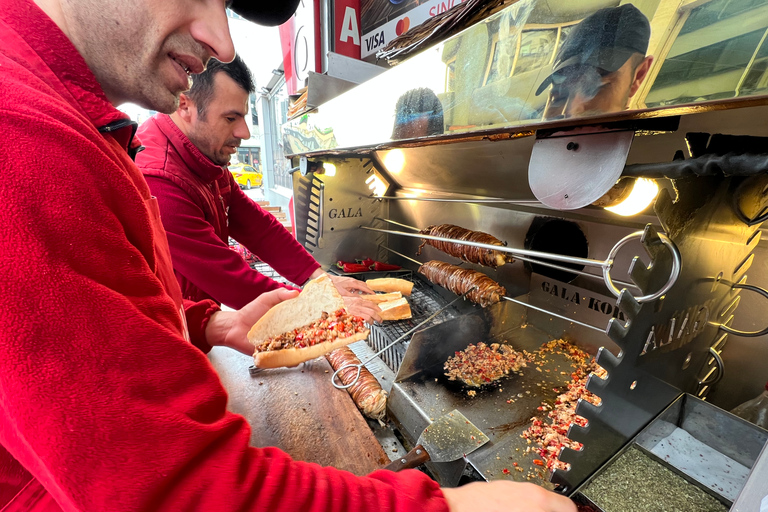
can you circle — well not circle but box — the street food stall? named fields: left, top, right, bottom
left=262, top=0, right=768, bottom=509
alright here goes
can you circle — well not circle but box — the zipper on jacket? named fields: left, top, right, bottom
left=98, top=119, right=142, bottom=161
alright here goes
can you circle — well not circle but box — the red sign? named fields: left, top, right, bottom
left=335, top=0, right=361, bottom=59
left=278, top=0, right=319, bottom=95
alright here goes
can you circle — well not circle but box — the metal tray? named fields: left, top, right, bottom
left=571, top=393, right=768, bottom=511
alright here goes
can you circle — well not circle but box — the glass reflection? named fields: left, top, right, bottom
left=391, top=88, right=445, bottom=139
left=537, top=5, right=654, bottom=120
left=283, top=0, right=768, bottom=153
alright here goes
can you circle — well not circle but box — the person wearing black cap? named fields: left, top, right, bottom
left=536, top=4, right=654, bottom=120
left=0, top=0, right=575, bottom=511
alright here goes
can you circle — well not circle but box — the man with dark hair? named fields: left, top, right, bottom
left=0, top=0, right=575, bottom=510
left=536, top=4, right=654, bottom=120
left=392, top=88, right=445, bottom=139
left=137, top=56, right=379, bottom=316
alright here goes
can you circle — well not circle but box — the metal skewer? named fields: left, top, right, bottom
left=364, top=224, right=606, bottom=267
left=381, top=245, right=608, bottom=333
left=502, top=296, right=606, bottom=333
left=365, top=220, right=682, bottom=303
left=377, top=219, right=638, bottom=290
left=372, top=195, right=541, bottom=205
left=331, top=289, right=474, bottom=390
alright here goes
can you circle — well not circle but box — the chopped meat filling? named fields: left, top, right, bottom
left=255, top=309, right=367, bottom=352
left=444, top=342, right=527, bottom=387
left=522, top=341, right=607, bottom=472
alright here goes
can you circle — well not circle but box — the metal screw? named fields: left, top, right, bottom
left=566, top=142, right=579, bottom=151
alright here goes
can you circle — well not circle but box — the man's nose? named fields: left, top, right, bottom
left=189, top=3, right=236, bottom=64
left=233, top=118, right=250, bottom=140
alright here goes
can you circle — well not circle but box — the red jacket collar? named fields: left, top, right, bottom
left=153, top=114, right=225, bottom=183
left=0, top=0, right=131, bottom=139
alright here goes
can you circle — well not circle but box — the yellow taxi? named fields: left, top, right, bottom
left=228, top=163, right=263, bottom=190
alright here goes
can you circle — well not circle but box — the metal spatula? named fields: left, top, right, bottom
left=384, top=410, right=490, bottom=471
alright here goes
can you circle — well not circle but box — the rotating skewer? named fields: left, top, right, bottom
left=381, top=246, right=608, bottom=334
left=365, top=218, right=682, bottom=303
left=377, top=219, right=638, bottom=291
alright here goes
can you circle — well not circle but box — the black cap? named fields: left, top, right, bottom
left=229, top=0, right=301, bottom=26
left=535, top=4, right=650, bottom=96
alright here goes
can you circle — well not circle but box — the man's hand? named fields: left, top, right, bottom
left=441, top=482, right=576, bottom=512
left=343, top=295, right=382, bottom=324
left=309, top=269, right=375, bottom=296
left=205, top=288, right=300, bottom=355
left=330, top=274, right=376, bottom=296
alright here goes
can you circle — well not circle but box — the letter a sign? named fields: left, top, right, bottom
left=335, top=0, right=361, bottom=59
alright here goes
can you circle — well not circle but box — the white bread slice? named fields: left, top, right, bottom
left=247, top=274, right=344, bottom=344
left=358, top=291, right=402, bottom=304
left=379, top=297, right=412, bottom=321
left=366, top=278, right=413, bottom=296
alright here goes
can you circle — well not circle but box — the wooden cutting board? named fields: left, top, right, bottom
left=208, top=347, right=389, bottom=475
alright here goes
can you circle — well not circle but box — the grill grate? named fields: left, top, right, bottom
left=250, top=261, right=294, bottom=286
left=367, top=278, right=458, bottom=373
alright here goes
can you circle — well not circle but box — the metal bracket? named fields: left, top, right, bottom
left=698, top=347, right=725, bottom=386
left=712, top=283, right=768, bottom=337
left=603, top=229, right=682, bottom=303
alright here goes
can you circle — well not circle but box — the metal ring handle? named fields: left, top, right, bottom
left=331, top=363, right=362, bottom=390
left=699, top=347, right=725, bottom=386
left=603, top=231, right=682, bottom=303
left=716, top=283, right=768, bottom=337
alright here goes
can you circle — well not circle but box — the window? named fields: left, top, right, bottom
left=513, top=28, right=557, bottom=75
left=646, top=0, right=768, bottom=107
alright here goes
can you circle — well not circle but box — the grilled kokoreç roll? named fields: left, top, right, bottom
left=417, top=224, right=508, bottom=268
left=418, top=260, right=505, bottom=307
left=326, top=347, right=387, bottom=421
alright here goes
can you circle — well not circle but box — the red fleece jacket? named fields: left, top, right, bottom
left=0, top=2, right=449, bottom=512
left=136, top=114, right=320, bottom=309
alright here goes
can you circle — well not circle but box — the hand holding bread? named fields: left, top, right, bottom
left=248, top=276, right=370, bottom=369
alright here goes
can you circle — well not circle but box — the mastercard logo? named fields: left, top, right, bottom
left=395, top=17, right=410, bottom=36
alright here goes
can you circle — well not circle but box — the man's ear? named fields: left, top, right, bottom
left=177, top=93, right=195, bottom=122
left=629, top=55, right=654, bottom=98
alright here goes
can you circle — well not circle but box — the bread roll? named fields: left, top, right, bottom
left=358, top=291, right=402, bottom=304
left=366, top=278, right=413, bottom=296
left=379, top=297, right=412, bottom=321
left=248, top=275, right=369, bottom=369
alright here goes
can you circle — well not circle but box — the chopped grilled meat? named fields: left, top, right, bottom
left=254, top=309, right=366, bottom=352
left=417, top=224, right=509, bottom=268
left=444, top=342, right=527, bottom=387
left=418, top=260, right=505, bottom=307
left=522, top=340, right=607, bottom=472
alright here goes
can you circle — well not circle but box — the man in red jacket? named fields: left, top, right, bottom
left=136, top=56, right=379, bottom=321
left=0, top=0, right=575, bottom=511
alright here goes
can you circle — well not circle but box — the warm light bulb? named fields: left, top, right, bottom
left=605, top=178, right=659, bottom=216
left=366, top=175, right=388, bottom=197
left=322, top=163, right=336, bottom=176
left=383, top=149, right=406, bottom=174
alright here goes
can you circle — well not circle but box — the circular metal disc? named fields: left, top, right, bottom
left=529, top=130, right=634, bottom=210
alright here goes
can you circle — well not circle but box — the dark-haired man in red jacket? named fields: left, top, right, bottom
left=0, top=0, right=575, bottom=511
left=136, top=55, right=379, bottom=322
